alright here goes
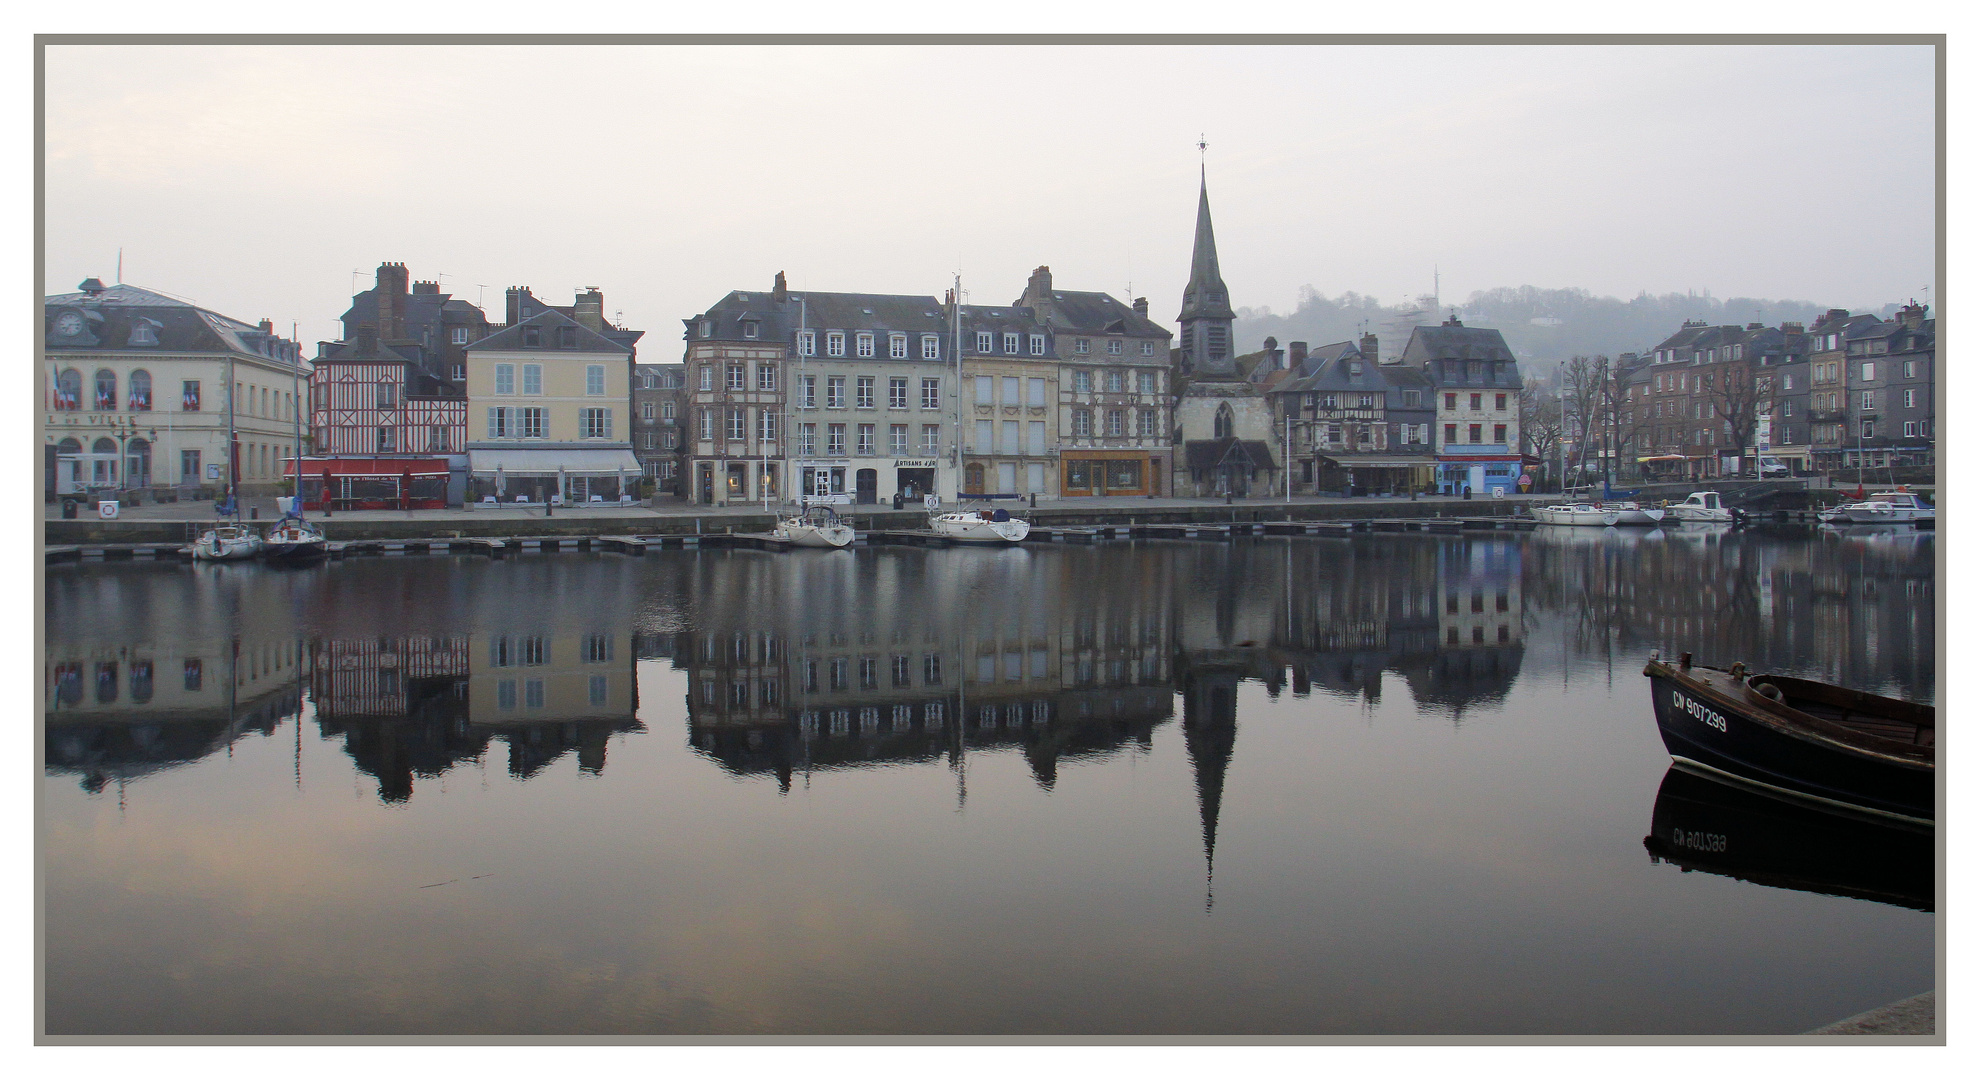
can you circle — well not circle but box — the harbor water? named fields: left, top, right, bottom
left=42, top=523, right=1936, bottom=1036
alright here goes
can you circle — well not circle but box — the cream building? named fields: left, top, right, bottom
left=44, top=279, right=306, bottom=500
left=464, top=308, right=640, bottom=502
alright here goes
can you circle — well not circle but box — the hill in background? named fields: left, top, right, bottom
left=1235, top=284, right=1909, bottom=369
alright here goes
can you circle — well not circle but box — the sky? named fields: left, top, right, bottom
left=42, top=41, right=1936, bottom=353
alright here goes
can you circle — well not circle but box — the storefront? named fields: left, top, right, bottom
left=293, top=456, right=451, bottom=511
left=798, top=457, right=947, bottom=505
left=1061, top=451, right=1157, bottom=497
left=466, top=448, right=643, bottom=505
left=1313, top=454, right=1436, bottom=497
left=1434, top=453, right=1521, bottom=496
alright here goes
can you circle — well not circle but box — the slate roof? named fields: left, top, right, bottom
left=1177, top=176, right=1234, bottom=322
left=687, top=288, right=950, bottom=350
left=1183, top=438, right=1276, bottom=473
left=45, top=282, right=300, bottom=364
left=1400, top=322, right=1518, bottom=365
left=1028, top=290, right=1168, bottom=338
left=468, top=308, right=630, bottom=354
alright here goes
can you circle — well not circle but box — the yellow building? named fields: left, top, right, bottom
left=464, top=309, right=641, bottom=502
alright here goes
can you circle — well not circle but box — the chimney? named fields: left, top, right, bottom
left=1443, top=313, right=1464, bottom=327
left=1747, top=322, right=1763, bottom=330
left=413, top=280, right=440, bottom=295
left=772, top=271, right=788, bottom=303
left=1898, top=300, right=1927, bottom=329
left=574, top=287, right=605, bottom=332
left=1132, top=296, right=1148, bottom=318
left=506, top=286, right=525, bottom=328
left=78, top=277, right=106, bottom=296
left=356, top=321, right=379, bottom=355
left=1288, top=341, right=1309, bottom=369
left=1359, top=332, right=1378, bottom=361
left=258, top=318, right=274, bottom=335
left=1026, top=265, right=1052, bottom=303
left=375, top=262, right=409, bottom=341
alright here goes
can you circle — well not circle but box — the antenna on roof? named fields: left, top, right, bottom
left=117, top=248, right=123, bottom=284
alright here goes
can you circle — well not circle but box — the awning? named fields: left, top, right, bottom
left=469, top=448, right=642, bottom=476
left=289, top=456, right=451, bottom=477
left=1635, top=454, right=1688, bottom=463
left=1314, top=457, right=1438, bottom=469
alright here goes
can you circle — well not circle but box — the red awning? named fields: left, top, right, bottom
left=290, top=457, right=450, bottom=477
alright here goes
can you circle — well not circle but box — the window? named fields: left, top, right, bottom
left=742, top=321, right=759, bottom=340
left=89, top=370, right=116, bottom=410
left=760, top=412, right=778, bottom=442
left=800, top=330, right=816, bottom=356
left=856, top=376, right=875, bottom=409
left=1904, top=421, right=1918, bottom=438
left=921, top=335, right=939, bottom=360
left=557, top=326, right=578, bottom=349
left=641, top=401, right=655, bottom=420
left=585, top=365, right=605, bottom=395
left=976, top=331, right=993, bottom=353
left=1139, top=409, right=1158, bottom=437
left=1494, top=424, right=1507, bottom=444
left=1028, top=377, right=1047, bottom=406
left=1142, top=341, right=1156, bottom=356
left=699, top=409, right=713, bottom=440
left=1861, top=391, right=1875, bottom=412
left=520, top=408, right=545, bottom=438
left=1904, top=388, right=1917, bottom=409
left=889, top=377, right=908, bottom=409
left=796, top=422, right=819, bottom=455
left=699, top=364, right=714, bottom=391
left=521, top=326, right=541, bottom=347
left=827, top=424, right=846, bottom=455
left=1444, top=423, right=1457, bottom=444
left=1073, top=370, right=1092, bottom=394
left=1903, top=360, right=1917, bottom=379
left=726, top=364, right=745, bottom=391
left=974, top=419, right=993, bottom=451
left=698, top=320, right=712, bottom=339
left=1469, top=424, right=1482, bottom=443
left=1445, top=393, right=1457, bottom=410
left=1030, top=333, right=1045, bottom=356
left=726, top=408, right=746, bottom=441
left=488, top=407, right=512, bottom=438
left=975, top=376, right=994, bottom=405
left=453, top=327, right=469, bottom=345
left=827, top=332, right=845, bottom=357
left=1106, top=339, right=1122, bottom=355
left=922, top=378, right=941, bottom=409
left=523, top=365, right=542, bottom=395
left=1359, top=393, right=1376, bottom=410
left=827, top=377, right=845, bottom=408
left=453, top=363, right=466, bottom=382
left=1469, top=393, right=1482, bottom=411
left=1106, top=409, right=1124, bottom=436
left=1004, top=332, right=1020, bottom=354
left=856, top=333, right=874, bottom=358
left=888, top=334, right=907, bottom=359
left=1002, top=377, right=1021, bottom=406
left=890, top=424, right=908, bottom=454
left=1028, top=420, right=1047, bottom=454
left=377, top=426, right=396, bottom=452
left=1495, top=393, right=1507, bottom=411
left=1861, top=420, right=1874, bottom=439
left=1074, top=338, right=1090, bottom=354
left=1072, top=409, right=1092, bottom=436
left=1861, top=362, right=1876, bottom=381
left=799, top=375, right=817, bottom=408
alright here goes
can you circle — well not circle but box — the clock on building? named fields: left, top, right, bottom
left=54, top=311, right=82, bottom=336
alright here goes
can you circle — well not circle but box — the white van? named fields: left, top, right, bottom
left=1757, top=456, right=1788, bottom=478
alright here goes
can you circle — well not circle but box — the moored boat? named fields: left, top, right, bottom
left=1643, top=652, right=1933, bottom=824
left=772, top=505, right=855, bottom=549
left=1663, top=491, right=1735, bottom=524
left=191, top=524, right=263, bottom=562
left=1530, top=503, right=1618, bottom=526
left=260, top=515, right=328, bottom=561
left=1599, top=501, right=1666, bottom=525
left=931, top=505, right=1030, bottom=543
left=1818, top=490, right=1935, bottom=525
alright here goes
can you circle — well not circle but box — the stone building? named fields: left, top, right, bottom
left=464, top=308, right=641, bottom=503
left=45, top=278, right=306, bottom=500
left=956, top=301, right=1058, bottom=498
left=633, top=362, right=687, bottom=495
left=1171, top=172, right=1277, bottom=497
left=1402, top=317, right=1524, bottom=496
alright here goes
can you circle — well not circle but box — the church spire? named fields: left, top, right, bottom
left=1178, top=172, right=1234, bottom=323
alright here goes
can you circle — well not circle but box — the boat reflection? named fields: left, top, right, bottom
left=1642, top=764, right=1933, bottom=912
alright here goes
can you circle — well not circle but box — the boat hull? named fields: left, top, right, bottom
left=1646, top=666, right=1933, bottom=823
left=191, top=532, right=262, bottom=561
left=1530, top=506, right=1617, bottom=526
left=775, top=523, right=854, bottom=548
left=1665, top=507, right=1733, bottom=523
left=1605, top=507, right=1667, bottom=525
left=931, top=516, right=1030, bottom=543
left=1643, top=765, right=1933, bottom=911
left=263, top=540, right=328, bottom=561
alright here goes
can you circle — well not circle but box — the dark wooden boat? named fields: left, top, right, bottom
left=1643, top=765, right=1933, bottom=912
left=1643, top=652, right=1933, bottom=824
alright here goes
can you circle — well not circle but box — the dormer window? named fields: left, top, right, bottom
left=827, top=332, right=845, bottom=357
left=128, top=318, right=160, bottom=346
left=699, top=320, right=712, bottom=338
left=743, top=320, right=759, bottom=340
left=1348, top=362, right=1362, bottom=377
left=558, top=325, right=577, bottom=348
left=521, top=325, right=541, bottom=347
left=800, top=330, right=816, bottom=356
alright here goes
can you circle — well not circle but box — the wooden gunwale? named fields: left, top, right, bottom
left=1645, top=660, right=1933, bottom=769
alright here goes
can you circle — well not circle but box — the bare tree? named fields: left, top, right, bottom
left=1520, top=384, right=1565, bottom=489
left=1705, top=359, right=1760, bottom=475
left=1560, top=355, right=1609, bottom=486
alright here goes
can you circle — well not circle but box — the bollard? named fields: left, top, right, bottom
left=546, top=498, right=553, bottom=518
left=1030, top=492, right=1037, bottom=508
left=61, top=499, right=78, bottom=519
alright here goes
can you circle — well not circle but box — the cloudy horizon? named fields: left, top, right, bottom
left=43, top=42, right=1936, bottom=350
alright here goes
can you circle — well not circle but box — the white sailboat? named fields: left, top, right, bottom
left=1530, top=503, right=1619, bottom=526
left=1819, top=490, right=1935, bottom=525
left=773, top=504, right=855, bottom=549
left=1598, top=501, right=1667, bottom=525
left=931, top=504, right=1030, bottom=543
left=191, top=523, right=263, bottom=561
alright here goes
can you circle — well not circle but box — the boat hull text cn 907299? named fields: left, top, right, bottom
left=1643, top=653, right=1934, bottom=825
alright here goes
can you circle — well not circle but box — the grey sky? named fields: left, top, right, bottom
left=44, top=42, right=1935, bottom=350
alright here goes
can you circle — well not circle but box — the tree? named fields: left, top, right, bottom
left=1560, top=355, right=1609, bottom=486
left=1706, top=359, right=1760, bottom=475
left=1520, top=384, right=1565, bottom=490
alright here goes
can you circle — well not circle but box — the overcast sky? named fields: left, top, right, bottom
left=43, top=42, right=1935, bottom=352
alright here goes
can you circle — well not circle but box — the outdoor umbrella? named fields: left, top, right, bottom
left=496, top=463, right=506, bottom=498
left=322, top=468, right=334, bottom=516
left=401, top=469, right=414, bottom=511
left=558, top=463, right=567, bottom=506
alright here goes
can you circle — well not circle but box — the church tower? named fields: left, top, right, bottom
left=1177, top=171, right=1237, bottom=377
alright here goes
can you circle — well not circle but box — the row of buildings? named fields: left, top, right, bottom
left=49, top=170, right=1926, bottom=503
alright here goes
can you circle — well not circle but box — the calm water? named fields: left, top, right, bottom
left=42, top=524, right=1936, bottom=1036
